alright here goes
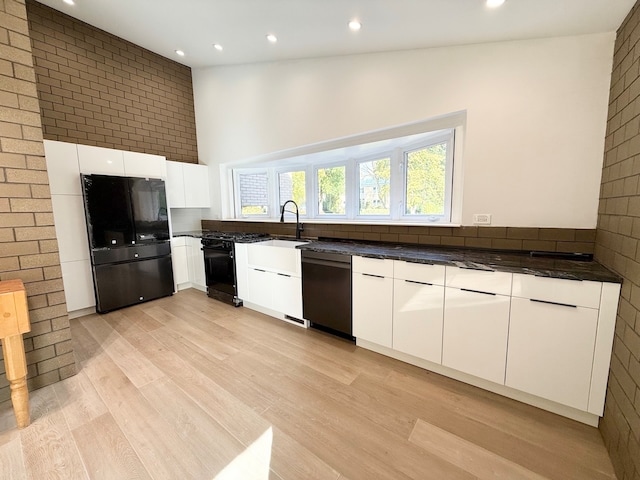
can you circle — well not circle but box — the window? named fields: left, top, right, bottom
left=227, top=114, right=462, bottom=225
left=236, top=171, right=269, bottom=216
left=278, top=170, right=306, bottom=215
left=317, top=165, right=346, bottom=215
left=358, top=157, right=390, bottom=216
left=404, top=142, right=447, bottom=217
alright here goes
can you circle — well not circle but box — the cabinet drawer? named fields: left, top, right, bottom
left=445, top=266, right=512, bottom=296
left=393, top=261, right=445, bottom=285
left=511, top=274, right=601, bottom=308
left=352, top=256, right=394, bottom=277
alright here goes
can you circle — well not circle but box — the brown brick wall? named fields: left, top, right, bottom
left=0, top=0, right=76, bottom=405
left=25, top=0, right=198, bottom=164
left=596, top=3, right=640, bottom=479
left=201, top=220, right=597, bottom=253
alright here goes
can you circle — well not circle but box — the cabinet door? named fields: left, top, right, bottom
left=77, top=145, right=124, bottom=175
left=123, top=151, right=167, bottom=179
left=183, top=163, right=210, bottom=208
left=60, top=260, right=95, bottom=312
left=442, top=287, right=510, bottom=384
left=247, top=268, right=274, bottom=309
left=353, top=272, right=393, bottom=348
left=165, top=161, right=186, bottom=208
left=187, top=237, right=206, bottom=288
left=44, top=140, right=81, bottom=195
left=272, top=273, right=303, bottom=319
left=506, top=297, right=598, bottom=410
left=171, top=243, right=189, bottom=287
left=393, top=279, right=444, bottom=364
left=234, top=243, right=249, bottom=300
left=51, top=194, right=90, bottom=263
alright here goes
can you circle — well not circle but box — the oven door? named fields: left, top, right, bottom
left=203, top=246, right=236, bottom=297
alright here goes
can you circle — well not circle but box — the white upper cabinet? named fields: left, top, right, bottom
left=166, top=161, right=210, bottom=208
left=166, top=161, right=186, bottom=207
left=183, top=163, right=210, bottom=208
left=123, top=151, right=167, bottom=179
left=77, top=144, right=125, bottom=175
left=44, top=140, right=81, bottom=195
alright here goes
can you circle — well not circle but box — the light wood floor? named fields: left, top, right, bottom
left=0, top=289, right=617, bottom=479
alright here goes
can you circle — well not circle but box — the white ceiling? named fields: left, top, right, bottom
left=35, top=0, right=635, bottom=69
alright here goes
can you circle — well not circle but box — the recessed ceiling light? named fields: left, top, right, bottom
left=266, top=34, right=278, bottom=43
left=486, top=0, right=505, bottom=8
left=175, top=50, right=185, bottom=57
left=63, top=0, right=75, bottom=5
left=213, top=44, right=223, bottom=51
left=348, top=20, right=362, bottom=31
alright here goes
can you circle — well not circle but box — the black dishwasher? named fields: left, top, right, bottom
left=301, top=250, right=352, bottom=338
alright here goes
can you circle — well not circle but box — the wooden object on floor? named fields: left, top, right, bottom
left=0, top=279, right=31, bottom=429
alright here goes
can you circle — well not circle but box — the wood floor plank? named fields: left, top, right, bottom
left=144, top=305, right=242, bottom=361
left=226, top=343, right=417, bottom=439
left=82, top=348, right=214, bottom=479
left=150, top=326, right=278, bottom=413
left=72, top=412, right=151, bottom=480
left=387, top=368, right=611, bottom=462
left=52, top=370, right=108, bottom=432
left=0, top=400, right=18, bottom=446
left=409, top=418, right=547, bottom=479
left=384, top=368, right=616, bottom=476
left=351, top=372, right=615, bottom=480
left=0, top=435, right=25, bottom=479
left=139, top=328, right=340, bottom=480
left=140, top=376, right=268, bottom=478
left=81, top=315, right=165, bottom=388
left=21, top=387, right=88, bottom=480
left=118, top=306, right=164, bottom=332
left=212, top=312, right=361, bottom=385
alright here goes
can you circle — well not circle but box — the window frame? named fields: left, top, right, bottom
left=354, top=152, right=394, bottom=220
left=232, top=168, right=271, bottom=218
left=400, top=131, right=455, bottom=223
left=226, top=117, right=462, bottom=225
left=276, top=166, right=310, bottom=218
left=313, top=160, right=349, bottom=218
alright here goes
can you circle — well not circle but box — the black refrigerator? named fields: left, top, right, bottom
left=81, top=174, right=174, bottom=313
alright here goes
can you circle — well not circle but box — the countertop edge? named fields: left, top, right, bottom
left=296, top=240, right=622, bottom=284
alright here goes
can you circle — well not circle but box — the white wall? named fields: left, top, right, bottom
left=192, top=33, right=615, bottom=228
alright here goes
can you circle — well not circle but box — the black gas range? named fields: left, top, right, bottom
left=201, top=232, right=269, bottom=306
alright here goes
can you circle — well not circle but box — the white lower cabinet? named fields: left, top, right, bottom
left=247, top=268, right=273, bottom=307
left=272, top=273, right=303, bottom=319
left=506, top=295, right=599, bottom=411
left=353, top=272, right=394, bottom=348
left=60, top=260, right=95, bottom=312
left=187, top=237, right=205, bottom=289
left=442, top=287, right=511, bottom=385
left=171, top=237, right=205, bottom=290
left=171, top=238, right=189, bottom=287
left=247, top=268, right=303, bottom=319
left=393, top=279, right=444, bottom=363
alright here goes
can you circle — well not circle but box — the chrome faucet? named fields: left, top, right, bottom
left=279, top=200, right=304, bottom=239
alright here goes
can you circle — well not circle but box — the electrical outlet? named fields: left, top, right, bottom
left=473, top=214, right=492, bottom=225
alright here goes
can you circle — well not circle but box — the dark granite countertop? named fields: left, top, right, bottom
left=171, top=230, right=205, bottom=238
left=296, top=239, right=621, bottom=283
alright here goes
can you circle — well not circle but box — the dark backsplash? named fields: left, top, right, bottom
left=201, top=220, right=596, bottom=254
